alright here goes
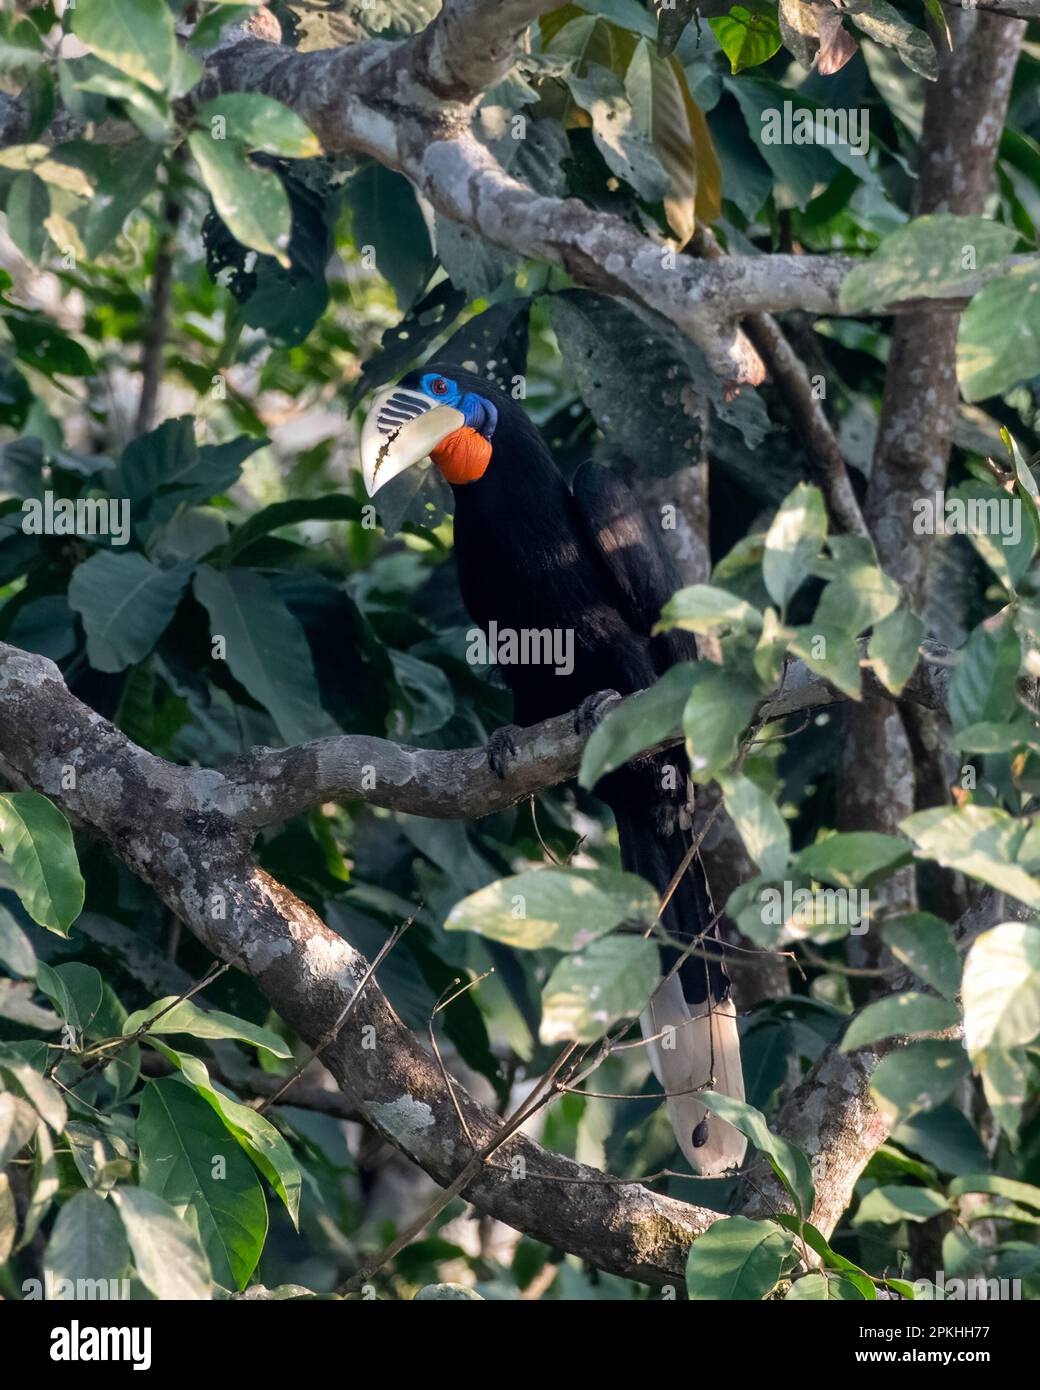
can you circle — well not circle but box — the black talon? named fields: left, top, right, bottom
left=574, top=689, right=621, bottom=737
left=486, top=724, right=521, bottom=780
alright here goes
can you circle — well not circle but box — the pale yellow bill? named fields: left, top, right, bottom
left=360, top=385, right=465, bottom=496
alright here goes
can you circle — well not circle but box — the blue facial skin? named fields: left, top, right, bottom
left=418, top=373, right=498, bottom=441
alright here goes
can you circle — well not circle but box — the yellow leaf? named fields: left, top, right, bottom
left=624, top=39, right=722, bottom=243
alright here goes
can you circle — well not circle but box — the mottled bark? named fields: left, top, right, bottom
left=839, top=10, right=1024, bottom=936
left=0, top=639, right=968, bottom=1286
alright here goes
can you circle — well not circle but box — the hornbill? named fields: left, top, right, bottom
left=360, top=366, right=746, bottom=1175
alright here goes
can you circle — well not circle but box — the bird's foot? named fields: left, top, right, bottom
left=486, top=724, right=522, bottom=780
left=573, top=689, right=621, bottom=738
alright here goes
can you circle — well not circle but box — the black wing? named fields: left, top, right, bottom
left=571, top=460, right=699, bottom=672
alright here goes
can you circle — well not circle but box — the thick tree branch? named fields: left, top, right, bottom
left=206, top=642, right=951, bottom=827
left=3, top=5, right=1028, bottom=386
left=0, top=641, right=715, bottom=1287
left=186, top=16, right=1022, bottom=387
left=0, top=638, right=954, bottom=1284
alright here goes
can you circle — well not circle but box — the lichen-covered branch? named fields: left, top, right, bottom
left=186, top=13, right=1020, bottom=386
left=0, top=637, right=956, bottom=1286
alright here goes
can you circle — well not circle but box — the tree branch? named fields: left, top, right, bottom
left=0, top=637, right=955, bottom=1285
left=185, top=17, right=1023, bottom=387
left=203, top=642, right=951, bottom=827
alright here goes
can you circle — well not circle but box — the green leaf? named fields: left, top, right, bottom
left=188, top=132, right=291, bottom=267
left=0, top=1052, right=66, bottom=1131
left=901, top=805, right=1040, bottom=908
left=763, top=483, right=827, bottom=609
left=948, top=480, right=1036, bottom=593
left=540, top=934, right=659, bottom=1043
left=5, top=314, right=93, bottom=376
left=445, top=867, right=658, bottom=950
left=724, top=75, right=837, bottom=207
left=415, top=1283, right=485, bottom=1299
left=841, top=993, right=961, bottom=1052
left=623, top=37, right=722, bottom=239
left=64, top=55, right=170, bottom=142
left=795, top=832, right=911, bottom=889
left=696, top=1090, right=814, bottom=1216
left=869, top=607, right=924, bottom=695
left=948, top=619, right=1020, bottom=733
left=0, top=1092, right=38, bottom=1167
left=962, top=922, right=1040, bottom=1059
left=579, top=663, right=694, bottom=787
left=44, top=1189, right=130, bottom=1290
left=977, top=1046, right=1028, bottom=1140
left=194, top=94, right=321, bottom=158
left=550, top=292, right=708, bottom=479
left=844, top=0, right=936, bottom=80
left=71, top=0, right=176, bottom=93
left=564, top=66, right=669, bottom=201
left=853, top=1184, right=949, bottom=1226
left=387, top=649, right=455, bottom=739
left=815, top=535, right=900, bottom=634
left=684, top=668, right=761, bottom=780
left=772, top=1213, right=876, bottom=1295
left=958, top=259, right=1040, bottom=403
left=718, top=771, right=790, bottom=880
left=5, top=171, right=49, bottom=262
left=108, top=418, right=264, bottom=526
left=709, top=5, right=782, bottom=73
left=122, top=997, right=292, bottom=1061
left=881, top=913, right=961, bottom=1000
left=0, top=144, right=93, bottom=196
left=0, top=904, right=36, bottom=978
left=787, top=1272, right=867, bottom=1299
left=36, top=961, right=104, bottom=1034
left=948, top=1174, right=1040, bottom=1211
left=152, top=1043, right=301, bottom=1229
left=891, top=1106, right=987, bottom=1177
left=68, top=551, right=191, bottom=673
left=840, top=214, right=1016, bottom=313
left=870, top=1040, right=970, bottom=1122
left=657, top=585, right=763, bottom=637
left=0, top=791, right=84, bottom=935
left=20, top=1116, right=58, bottom=1245
left=56, top=138, right=163, bottom=258
left=788, top=624, right=863, bottom=700
left=686, top=1216, right=794, bottom=1300
left=110, top=1186, right=212, bottom=1300
left=225, top=494, right=363, bottom=561
left=343, top=162, right=434, bottom=309
left=192, top=564, right=340, bottom=745
left=137, top=1078, right=267, bottom=1290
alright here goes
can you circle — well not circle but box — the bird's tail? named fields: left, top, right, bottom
left=615, top=808, right=747, bottom=1176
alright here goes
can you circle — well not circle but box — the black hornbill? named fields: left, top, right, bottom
left=360, top=366, right=746, bottom=1175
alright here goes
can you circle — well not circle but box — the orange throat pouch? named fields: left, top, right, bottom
left=431, top=426, right=492, bottom=485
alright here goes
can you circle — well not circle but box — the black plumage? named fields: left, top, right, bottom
left=396, top=365, right=746, bottom=1172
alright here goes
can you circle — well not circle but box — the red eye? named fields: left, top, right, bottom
left=430, top=377, right=449, bottom=395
